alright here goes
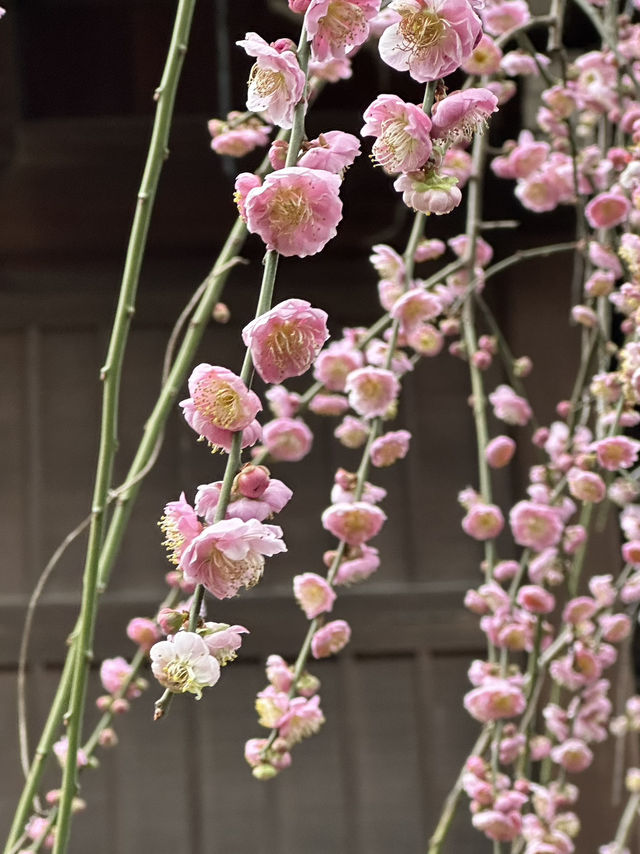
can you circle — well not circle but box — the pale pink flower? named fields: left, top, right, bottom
left=345, top=366, right=400, bottom=417
left=322, top=501, right=386, bottom=545
left=414, top=238, right=446, bottom=261
left=237, top=33, right=306, bottom=129
left=623, top=540, right=640, bottom=566
left=585, top=192, right=631, bottom=229
left=261, top=417, right=313, bottom=461
left=159, top=492, right=203, bottom=565
left=309, top=393, right=350, bottom=416
left=550, top=738, right=593, bottom=774
left=460, top=33, right=503, bottom=75
left=441, top=147, right=473, bottom=185
left=489, top=384, right=532, bottom=426
left=599, top=614, right=631, bottom=643
left=201, top=622, right=249, bottom=665
left=472, top=810, right=521, bottom=843
left=464, top=678, right=526, bottom=722
left=394, top=170, right=462, bottom=215
left=311, top=619, right=352, bottom=658
left=390, top=288, right=442, bottom=333
left=308, top=56, right=353, bottom=81
left=591, top=436, right=640, bottom=471
left=126, top=617, right=161, bottom=653
left=208, top=114, right=272, bottom=157
left=370, top=243, right=405, bottom=281
left=501, top=49, right=550, bottom=77
left=293, top=572, right=337, bottom=618
left=297, top=130, right=361, bottom=173
left=510, top=501, right=564, bottom=550
left=361, top=94, right=433, bottom=173
left=184, top=364, right=261, bottom=434
left=448, top=233, right=494, bottom=267
left=462, top=503, right=504, bottom=540
left=314, top=342, right=364, bottom=391
left=244, top=167, right=343, bottom=257
left=266, top=654, right=294, bottom=691
left=379, top=0, right=482, bottom=82
left=265, top=385, right=301, bottom=417
left=408, top=323, right=444, bottom=356
left=244, top=737, right=292, bottom=774
left=100, top=656, right=141, bottom=699
left=589, top=241, right=623, bottom=276
left=256, top=685, right=291, bottom=727
left=493, top=560, right=520, bottom=582
left=567, top=468, right=606, bottom=503
left=515, top=172, right=560, bottom=213
left=234, top=172, right=263, bottom=222
left=195, top=474, right=292, bottom=523
left=53, top=736, right=89, bottom=769
left=179, top=518, right=286, bottom=599
left=277, top=694, right=325, bottom=743
left=516, top=585, right=555, bottom=614
left=334, top=415, right=369, bottom=448
left=481, top=0, right=530, bottom=35
left=242, top=298, right=329, bottom=384
left=333, top=544, right=380, bottom=584
left=370, top=429, right=411, bottom=466
left=305, top=0, right=380, bottom=62
left=430, top=88, right=498, bottom=145
left=485, top=435, right=516, bottom=468
left=150, top=631, right=220, bottom=698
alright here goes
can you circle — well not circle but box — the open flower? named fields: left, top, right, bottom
left=293, top=572, right=337, bottom=618
left=430, top=87, right=498, bottom=145
left=361, top=94, right=433, bottom=173
left=150, top=632, right=220, bottom=699
left=244, top=167, right=343, bottom=257
left=345, top=366, right=400, bottom=417
left=242, top=299, right=329, bottom=384
left=184, top=364, right=261, bottom=434
left=305, top=0, right=380, bottom=61
left=322, top=501, right=387, bottom=545
left=311, top=619, right=352, bottom=658
left=237, top=32, right=306, bottom=129
left=179, top=518, right=286, bottom=599
left=379, top=0, right=482, bottom=82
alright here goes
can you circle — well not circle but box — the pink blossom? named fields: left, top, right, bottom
left=623, top=540, right=640, bottom=566
left=591, top=436, right=640, bottom=471
left=510, top=501, right=564, bottom=550
left=370, top=243, right=405, bottom=281
left=293, top=572, right=337, bottom=618
left=195, top=473, right=292, bottom=524
left=208, top=114, right=272, bottom=157
left=159, top=492, right=203, bottom=565
left=53, top=736, right=89, bottom=769
left=311, top=619, right=352, bottom=658
left=489, top=384, right=532, bottom=426
left=517, top=585, right=556, bottom=615
left=430, top=87, right=498, bottom=145
left=599, top=614, right=631, bottom=643
left=567, top=468, right=606, bottom=503
left=515, top=172, right=561, bottom=213
left=472, top=810, right=521, bottom=843
left=262, top=417, right=313, bottom=461
left=126, top=617, right=161, bottom=652
left=394, top=170, right=462, bottom=215
left=448, top=234, right=494, bottom=267
left=370, top=429, right=411, bottom=466
left=100, top=657, right=141, bottom=699
left=407, top=323, right=444, bottom=356
left=333, top=544, right=380, bottom=585
left=290, top=0, right=312, bottom=11
left=184, top=364, right=261, bottom=434
left=344, top=366, right=400, bottom=417
left=464, top=678, right=526, bottom=722
left=322, top=501, right=386, bottom=545
left=244, top=737, right=291, bottom=774
left=181, top=399, right=262, bottom=455
left=179, top=518, right=286, bottom=599
left=334, top=415, right=369, bottom=448
left=493, top=560, right=520, bottom=582
left=462, top=503, right=504, bottom=540
left=305, top=0, right=380, bottom=62
left=297, top=130, right=361, bottom=173
left=265, top=385, right=301, bottom=417
left=201, top=622, right=249, bottom=665
left=379, top=0, right=482, bottom=82
left=485, top=435, right=516, bottom=468
left=481, top=0, right=530, bottom=35
left=361, top=94, right=433, bottom=173
left=237, top=32, right=306, bottom=129
left=589, top=241, right=623, bottom=276
left=585, top=192, right=631, bottom=229
left=550, top=738, right=593, bottom=774
left=277, top=694, right=325, bottom=743
left=441, top=147, right=473, bottom=185
left=244, top=167, right=343, bottom=257
left=461, top=33, right=503, bottom=75
left=150, top=631, right=220, bottom=698
left=309, top=393, right=349, bottom=416
left=390, top=288, right=442, bottom=333
left=242, top=298, right=329, bottom=384
left=501, top=49, right=550, bottom=77
left=331, top=468, right=387, bottom=503
left=314, top=342, right=364, bottom=391
left=308, top=55, right=353, bottom=81
left=414, top=238, right=446, bottom=261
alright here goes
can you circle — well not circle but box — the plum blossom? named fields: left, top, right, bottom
left=394, top=169, right=462, bottom=215
left=485, top=435, right=516, bottom=468
left=311, top=619, right=352, bottom=658
left=182, top=364, right=261, bottom=435
left=305, top=0, right=381, bottom=62
left=379, top=0, right=482, bottom=82
left=322, top=501, right=387, bottom=545
left=150, top=632, right=220, bottom=699
left=333, top=544, right=380, bottom=584
left=297, top=130, right=361, bottom=173
left=237, top=33, right=306, bottom=129
left=201, top=622, right=249, bottom=665
left=361, top=94, right=433, bottom=173
left=159, top=492, right=203, bottom=565
left=208, top=114, right=272, bottom=157
left=243, top=167, right=343, bottom=257
left=370, top=429, right=411, bottom=466
left=242, top=299, right=329, bottom=384
left=179, top=518, right=286, bottom=599
left=195, top=471, right=292, bottom=523
left=464, top=678, right=526, bottom=722
left=489, top=384, right=532, bottom=426
left=293, top=572, right=337, bottom=618
left=345, top=367, right=400, bottom=417
left=261, top=417, right=314, bottom=461
left=510, top=501, right=564, bottom=551
left=430, top=87, right=498, bottom=145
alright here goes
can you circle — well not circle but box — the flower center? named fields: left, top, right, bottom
left=159, top=515, right=184, bottom=565
left=373, top=118, right=414, bottom=170
left=398, top=10, right=447, bottom=58
left=163, top=659, right=196, bottom=694
left=269, top=189, right=313, bottom=235
left=210, top=547, right=264, bottom=592
left=264, top=321, right=309, bottom=371
left=250, top=65, right=285, bottom=99
left=193, top=378, right=244, bottom=429
left=321, top=1, right=368, bottom=48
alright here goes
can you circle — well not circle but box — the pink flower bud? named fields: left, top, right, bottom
left=485, top=436, right=516, bottom=468
left=126, top=617, right=161, bottom=652
left=311, top=619, right=351, bottom=659
left=235, top=464, right=271, bottom=499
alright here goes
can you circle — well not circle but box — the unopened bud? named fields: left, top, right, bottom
left=252, top=762, right=279, bottom=781
left=157, top=607, right=186, bottom=635
left=235, top=463, right=270, bottom=499
left=99, top=727, right=119, bottom=748
left=513, top=356, right=533, bottom=377
left=213, top=302, right=230, bottom=323
left=296, top=672, right=321, bottom=697
left=111, top=698, right=130, bottom=715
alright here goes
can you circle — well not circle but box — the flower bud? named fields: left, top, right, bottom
left=234, top=464, right=270, bottom=499
left=212, top=302, right=230, bottom=323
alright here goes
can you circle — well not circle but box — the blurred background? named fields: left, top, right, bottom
left=0, top=1, right=629, bottom=851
